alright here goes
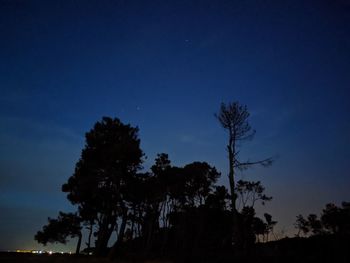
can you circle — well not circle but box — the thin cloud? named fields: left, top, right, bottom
left=0, top=115, right=83, bottom=142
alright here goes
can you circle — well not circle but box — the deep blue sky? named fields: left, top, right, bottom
left=1, top=0, right=350, bottom=251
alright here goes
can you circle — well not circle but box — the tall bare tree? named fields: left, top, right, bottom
left=216, top=102, right=272, bottom=212
left=216, top=102, right=272, bottom=246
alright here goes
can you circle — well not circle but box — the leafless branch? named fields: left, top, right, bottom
left=234, top=157, right=273, bottom=170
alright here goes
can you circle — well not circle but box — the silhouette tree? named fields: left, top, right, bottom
left=307, top=214, right=323, bottom=235
left=138, top=159, right=223, bottom=259
left=295, top=202, right=350, bottom=238
left=251, top=216, right=266, bottom=242
left=321, top=202, right=350, bottom=235
left=182, top=162, right=221, bottom=207
left=35, top=212, right=82, bottom=254
left=236, top=180, right=272, bottom=209
left=205, top=185, right=230, bottom=210
left=215, top=102, right=272, bottom=246
left=295, top=215, right=310, bottom=237
left=239, top=206, right=257, bottom=247
left=35, top=112, right=277, bottom=260
left=62, top=117, right=143, bottom=255
left=263, top=213, right=277, bottom=241
left=238, top=207, right=276, bottom=245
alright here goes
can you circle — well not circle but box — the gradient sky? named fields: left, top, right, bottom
left=1, top=0, right=350, bottom=252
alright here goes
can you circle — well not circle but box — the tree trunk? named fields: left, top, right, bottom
left=117, top=211, right=128, bottom=245
left=227, top=134, right=243, bottom=248
left=108, top=209, right=128, bottom=259
left=75, top=233, right=82, bottom=255
left=130, top=205, right=136, bottom=239
left=227, top=135, right=236, bottom=212
left=86, top=222, right=93, bottom=249
left=95, top=215, right=116, bottom=256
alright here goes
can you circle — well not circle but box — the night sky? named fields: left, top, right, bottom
left=1, top=0, right=350, bottom=252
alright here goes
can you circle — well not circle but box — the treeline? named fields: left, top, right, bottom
left=295, top=202, right=350, bottom=237
left=35, top=102, right=277, bottom=260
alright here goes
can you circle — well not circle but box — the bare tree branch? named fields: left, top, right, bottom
left=234, top=158, right=273, bottom=170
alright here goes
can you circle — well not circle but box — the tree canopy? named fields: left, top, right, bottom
left=35, top=107, right=276, bottom=260
left=61, top=117, right=144, bottom=255
left=35, top=212, right=82, bottom=254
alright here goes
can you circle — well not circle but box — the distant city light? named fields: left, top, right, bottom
left=9, top=249, right=72, bottom=255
